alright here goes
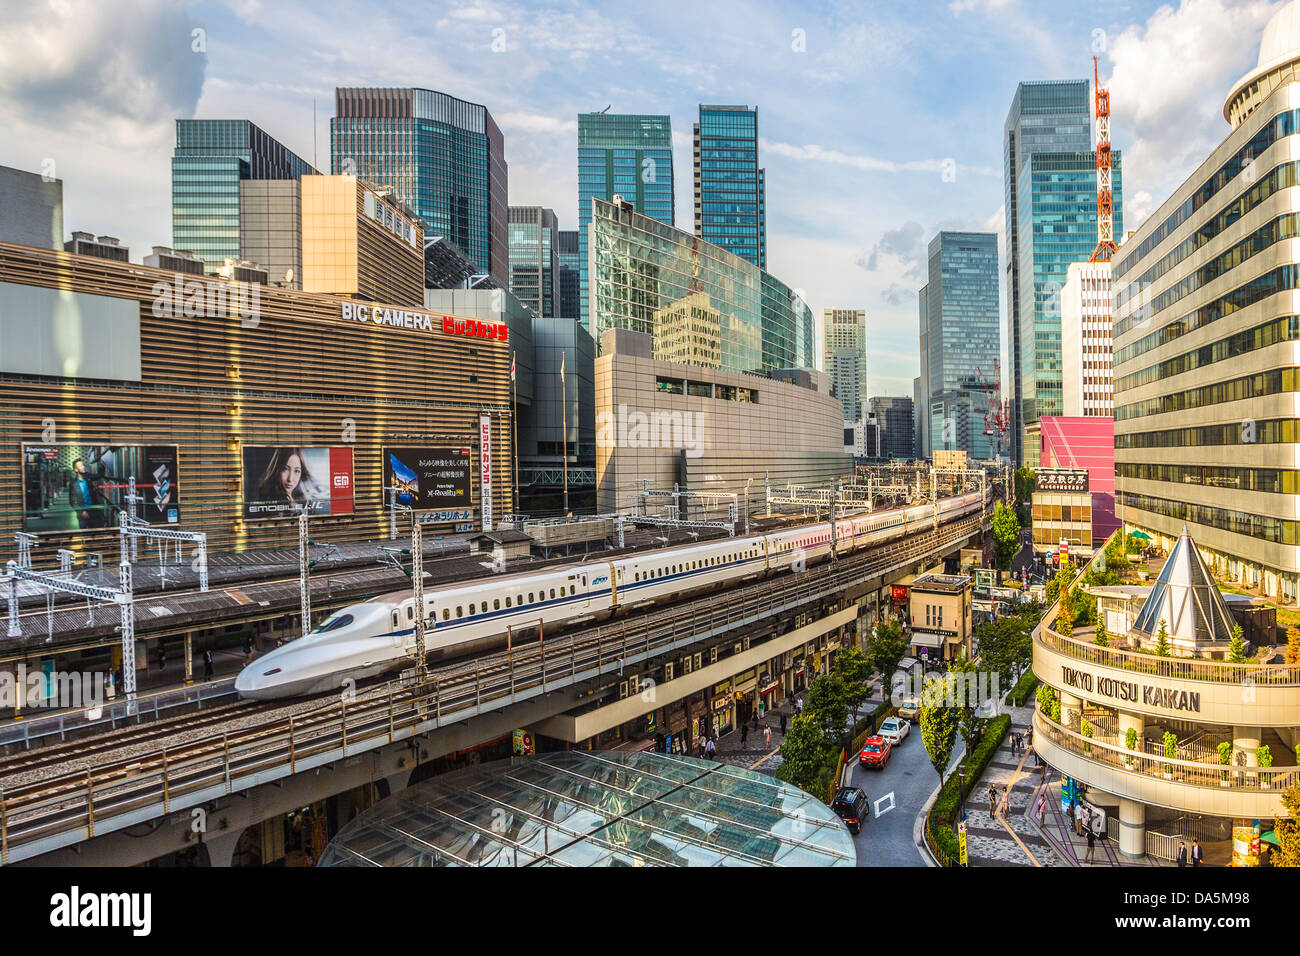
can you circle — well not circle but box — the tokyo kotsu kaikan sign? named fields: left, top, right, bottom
left=1060, top=665, right=1201, bottom=713
left=340, top=302, right=508, bottom=341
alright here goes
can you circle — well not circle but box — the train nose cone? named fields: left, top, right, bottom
left=234, top=663, right=282, bottom=700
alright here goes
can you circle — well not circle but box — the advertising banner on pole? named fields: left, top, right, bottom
left=479, top=414, right=493, bottom=532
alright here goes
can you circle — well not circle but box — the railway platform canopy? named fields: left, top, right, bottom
left=318, top=750, right=855, bottom=867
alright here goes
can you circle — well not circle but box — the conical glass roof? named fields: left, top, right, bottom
left=1132, top=527, right=1236, bottom=645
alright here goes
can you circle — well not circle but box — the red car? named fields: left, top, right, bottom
left=859, top=735, right=891, bottom=769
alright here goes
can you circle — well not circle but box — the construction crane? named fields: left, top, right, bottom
left=977, top=360, right=1010, bottom=459
left=1090, top=56, right=1117, bottom=262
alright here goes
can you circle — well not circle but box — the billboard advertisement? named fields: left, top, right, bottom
left=241, top=446, right=354, bottom=519
left=382, top=447, right=472, bottom=511
left=22, top=443, right=179, bottom=533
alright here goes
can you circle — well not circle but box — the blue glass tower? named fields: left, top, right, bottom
left=331, top=88, right=509, bottom=284
left=694, top=105, right=766, bottom=270
left=921, top=232, right=1001, bottom=460
left=1004, top=80, right=1118, bottom=464
left=577, top=112, right=675, bottom=331
left=171, top=119, right=315, bottom=271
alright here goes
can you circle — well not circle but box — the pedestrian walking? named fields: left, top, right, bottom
left=1177, top=841, right=1188, bottom=867
left=157, top=644, right=166, bottom=674
left=796, top=698, right=804, bottom=715
left=1035, top=790, right=1047, bottom=826
left=705, top=737, right=716, bottom=761
left=763, top=725, right=772, bottom=748
left=780, top=712, right=787, bottom=735
left=1192, top=840, right=1203, bottom=867
left=988, top=785, right=997, bottom=816
left=741, top=724, right=749, bottom=748
left=244, top=634, right=255, bottom=664
left=1085, top=827, right=1096, bottom=864
left=203, top=648, right=215, bottom=681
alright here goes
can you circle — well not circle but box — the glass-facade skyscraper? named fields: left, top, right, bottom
left=331, top=87, right=509, bottom=284
left=589, top=197, right=812, bottom=375
left=918, top=231, right=1001, bottom=460
left=694, top=105, right=766, bottom=270
left=1003, top=80, right=1094, bottom=464
left=556, top=229, right=580, bottom=319
left=508, top=206, right=559, bottom=318
left=577, top=113, right=675, bottom=331
left=1015, top=150, right=1122, bottom=463
left=172, top=119, right=315, bottom=271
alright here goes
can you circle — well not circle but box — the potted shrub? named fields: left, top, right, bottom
left=1257, top=745, right=1273, bottom=789
left=1217, top=741, right=1232, bottom=786
left=1081, top=719, right=1093, bottom=755
left=1125, top=727, right=1138, bottom=769
left=1049, top=700, right=1061, bottom=724
left=1162, top=731, right=1178, bottom=779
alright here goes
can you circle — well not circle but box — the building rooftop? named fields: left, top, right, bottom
left=912, top=573, right=971, bottom=593
left=318, top=751, right=855, bottom=867
left=1132, top=527, right=1238, bottom=647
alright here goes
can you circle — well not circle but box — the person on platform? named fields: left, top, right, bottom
left=203, top=648, right=215, bottom=681
left=1177, top=841, right=1188, bottom=867
left=1192, top=840, right=1203, bottom=867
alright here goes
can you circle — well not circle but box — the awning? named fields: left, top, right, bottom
left=1130, top=530, right=1152, bottom=540
left=1261, top=830, right=1280, bottom=847
left=910, top=631, right=945, bottom=649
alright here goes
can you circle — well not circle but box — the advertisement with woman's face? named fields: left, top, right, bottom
left=242, top=446, right=354, bottom=518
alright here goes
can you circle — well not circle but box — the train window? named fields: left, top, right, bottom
left=441, top=609, right=449, bottom=621
left=392, top=611, right=399, bottom=629
left=314, top=614, right=354, bottom=633
left=570, top=585, right=576, bottom=595
left=550, top=588, right=556, bottom=599
left=528, top=592, right=534, bottom=603
left=406, top=606, right=414, bottom=621
left=506, top=597, right=512, bottom=608
left=456, top=606, right=463, bottom=618
left=494, top=599, right=500, bottom=610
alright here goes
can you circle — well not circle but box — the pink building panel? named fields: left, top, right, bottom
left=1038, top=416, right=1119, bottom=541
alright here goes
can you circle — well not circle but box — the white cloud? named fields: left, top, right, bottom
left=762, top=138, right=997, bottom=177
left=1105, top=0, right=1276, bottom=231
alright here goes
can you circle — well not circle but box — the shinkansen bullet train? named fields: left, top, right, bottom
left=234, top=492, right=983, bottom=700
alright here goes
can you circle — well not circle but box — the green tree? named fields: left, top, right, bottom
left=1013, top=466, right=1036, bottom=506
left=1036, top=682, right=1056, bottom=714
left=1286, top=627, right=1300, bottom=666
left=805, top=673, right=850, bottom=750
left=1228, top=622, right=1247, bottom=663
left=1155, top=620, right=1171, bottom=657
left=948, top=659, right=987, bottom=756
left=918, top=698, right=960, bottom=786
left=1275, top=782, right=1300, bottom=867
left=991, top=501, right=1021, bottom=571
left=774, top=715, right=831, bottom=792
left=1094, top=619, right=1109, bottom=647
left=975, top=616, right=1032, bottom=690
left=868, top=619, right=909, bottom=702
left=831, top=645, right=872, bottom=712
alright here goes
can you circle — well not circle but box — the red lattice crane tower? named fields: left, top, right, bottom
left=1090, top=56, right=1117, bottom=262
left=977, top=360, right=1009, bottom=457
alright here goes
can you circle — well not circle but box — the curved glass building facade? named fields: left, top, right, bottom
left=589, top=197, right=813, bottom=374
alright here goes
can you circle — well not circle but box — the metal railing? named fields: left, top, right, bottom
left=1034, top=709, right=1299, bottom=792
left=0, top=512, right=987, bottom=864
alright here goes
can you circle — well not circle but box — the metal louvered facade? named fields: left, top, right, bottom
left=0, top=241, right=512, bottom=563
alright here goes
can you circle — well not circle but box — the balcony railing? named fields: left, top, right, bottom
left=1033, top=709, right=1300, bottom=792
left=1037, top=624, right=1300, bottom=685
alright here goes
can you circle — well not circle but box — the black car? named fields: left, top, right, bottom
left=830, top=786, right=869, bottom=835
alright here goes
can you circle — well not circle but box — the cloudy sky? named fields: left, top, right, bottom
left=0, top=0, right=1281, bottom=396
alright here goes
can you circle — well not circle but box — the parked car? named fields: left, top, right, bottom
left=897, top=696, right=921, bottom=721
left=831, top=786, right=870, bottom=834
left=859, top=736, right=891, bottom=769
left=878, top=716, right=909, bottom=746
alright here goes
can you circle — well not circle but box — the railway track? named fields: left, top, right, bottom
left=0, top=511, right=986, bottom=863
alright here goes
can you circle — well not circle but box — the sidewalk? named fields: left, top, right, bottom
left=712, top=699, right=797, bottom=773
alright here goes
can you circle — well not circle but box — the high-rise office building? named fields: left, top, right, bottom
left=556, top=229, right=580, bottom=318
left=172, top=119, right=315, bottom=271
left=331, top=87, right=509, bottom=284
left=1060, top=260, right=1114, bottom=417
left=919, top=232, right=1001, bottom=460
left=508, top=206, right=560, bottom=318
left=917, top=290, right=930, bottom=458
left=577, top=112, right=675, bottom=331
left=1113, top=2, right=1300, bottom=601
left=0, top=164, right=63, bottom=250
left=822, top=308, right=867, bottom=423
left=871, top=396, right=915, bottom=461
left=694, top=105, right=766, bottom=270
left=1003, top=80, right=1096, bottom=464
left=589, top=196, right=812, bottom=375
